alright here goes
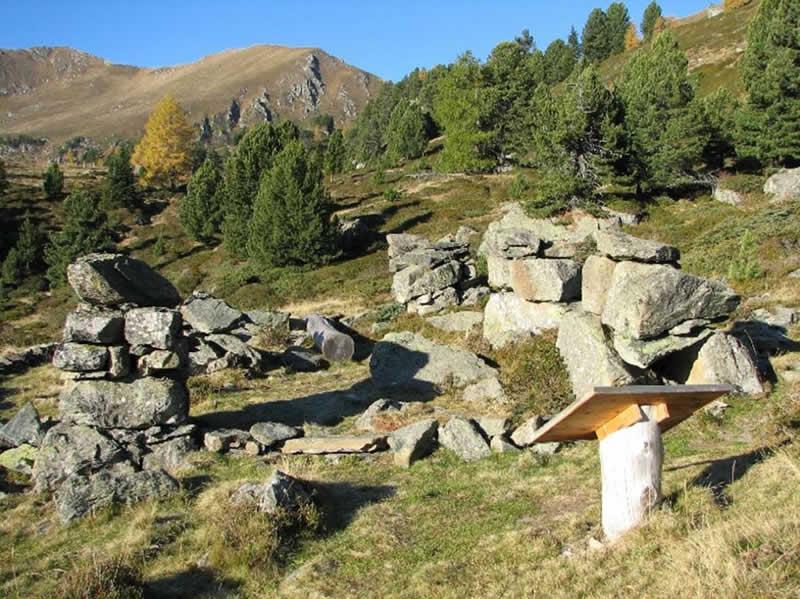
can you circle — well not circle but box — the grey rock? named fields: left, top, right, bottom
left=613, top=328, right=713, bottom=369
left=387, top=234, right=429, bottom=258
left=531, top=442, right=561, bottom=456
left=280, top=435, right=388, bottom=454
left=143, top=423, right=197, bottom=444
left=52, top=343, right=108, bottom=372
left=390, top=248, right=466, bottom=274
left=542, top=240, right=583, bottom=258
left=204, top=429, right=251, bottom=453
left=750, top=306, right=798, bottom=330
left=142, top=436, right=196, bottom=473
left=0, top=402, right=45, bottom=448
left=63, top=306, right=124, bottom=345
left=339, top=216, right=375, bottom=252
left=462, top=377, right=508, bottom=403
left=206, top=353, right=248, bottom=373
left=59, top=378, right=189, bottom=429
left=187, top=341, right=221, bottom=374
left=487, top=255, right=513, bottom=290
left=581, top=255, right=617, bottom=315
left=0, top=444, right=38, bottom=475
left=249, top=422, right=302, bottom=447
left=669, top=319, right=711, bottom=336
left=455, top=226, right=479, bottom=244
left=764, top=167, right=800, bottom=203
left=687, top=332, right=764, bottom=394
left=510, top=416, right=546, bottom=447
left=601, top=262, right=739, bottom=340
left=388, top=418, right=438, bottom=468
left=713, top=187, right=746, bottom=206
left=125, top=308, right=181, bottom=350
left=107, top=346, right=130, bottom=379
left=461, top=286, right=491, bottom=306
left=67, top=253, right=181, bottom=307
left=281, top=346, right=327, bottom=372
left=438, top=416, right=490, bottom=461
left=486, top=228, right=543, bottom=259
left=33, top=423, right=128, bottom=491
left=206, top=334, right=263, bottom=369
left=391, top=261, right=462, bottom=304
left=139, top=350, right=183, bottom=374
left=557, top=311, right=641, bottom=400
left=490, top=436, right=520, bottom=453
left=482, top=293, right=570, bottom=348
left=245, top=310, right=290, bottom=332
left=474, top=416, right=511, bottom=439
left=55, top=470, right=178, bottom=523
left=407, top=286, right=459, bottom=316
left=593, top=230, right=680, bottom=264
left=426, top=311, right=484, bottom=333
left=181, top=294, right=243, bottom=334
left=355, top=399, right=402, bottom=432
left=370, top=331, right=497, bottom=391
left=233, top=470, right=311, bottom=514
left=510, top=258, right=582, bottom=302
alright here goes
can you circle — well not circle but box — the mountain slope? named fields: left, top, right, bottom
left=0, top=45, right=382, bottom=144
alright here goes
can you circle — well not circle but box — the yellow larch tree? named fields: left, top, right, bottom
left=131, top=93, right=194, bottom=188
left=624, top=23, right=641, bottom=50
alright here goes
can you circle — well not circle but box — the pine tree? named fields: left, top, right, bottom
left=582, top=8, right=611, bottom=62
left=221, top=120, right=299, bottom=259
left=42, top=162, right=64, bottom=199
left=180, top=152, right=224, bottom=244
left=102, top=143, right=137, bottom=210
left=0, top=158, right=7, bottom=195
left=15, top=217, right=43, bottom=275
left=386, top=101, right=428, bottom=161
left=1, top=247, right=21, bottom=287
left=701, top=88, right=741, bottom=170
left=131, top=93, right=194, bottom=188
left=624, top=23, right=641, bottom=50
left=642, top=2, right=663, bottom=42
left=324, top=129, right=347, bottom=177
left=44, top=188, right=111, bottom=286
left=568, top=26, right=582, bottom=60
left=607, top=2, right=632, bottom=55
left=737, top=0, right=800, bottom=166
left=617, top=32, right=707, bottom=191
left=247, top=141, right=339, bottom=267
left=544, top=39, right=578, bottom=85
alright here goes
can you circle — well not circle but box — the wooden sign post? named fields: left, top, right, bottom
left=527, top=385, right=733, bottom=541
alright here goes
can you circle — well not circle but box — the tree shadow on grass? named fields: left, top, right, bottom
left=664, top=444, right=783, bottom=507
left=146, top=566, right=240, bottom=599
left=311, top=479, right=397, bottom=533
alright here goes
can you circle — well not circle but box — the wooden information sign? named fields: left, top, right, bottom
left=528, top=384, right=734, bottom=541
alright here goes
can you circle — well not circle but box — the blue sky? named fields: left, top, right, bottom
left=3, top=1, right=708, bottom=81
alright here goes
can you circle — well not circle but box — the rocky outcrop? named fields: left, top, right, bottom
left=483, top=293, right=570, bottom=348
left=764, top=167, right=800, bottom=203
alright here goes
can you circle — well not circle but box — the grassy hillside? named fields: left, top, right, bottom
left=0, top=45, right=381, bottom=145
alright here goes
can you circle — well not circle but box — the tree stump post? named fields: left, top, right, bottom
left=598, top=404, right=664, bottom=541
left=306, top=314, right=354, bottom=362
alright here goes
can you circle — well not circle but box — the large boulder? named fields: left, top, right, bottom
left=713, top=187, right=746, bottom=206
left=438, top=416, right=490, bottom=462
left=52, top=343, right=108, bottom=372
left=0, top=444, right=38, bottom=475
left=612, top=328, right=714, bottom=369
left=483, top=293, right=570, bottom=348
left=391, top=261, right=461, bottom=304
left=125, top=308, right=181, bottom=350
left=63, top=306, right=124, bottom=345
left=601, top=262, right=739, bottom=340
left=55, top=469, right=179, bottom=523
left=0, top=402, right=45, bottom=448
left=687, top=332, right=763, bottom=394
left=510, top=259, right=581, bottom=302
left=181, top=294, right=243, bottom=334
left=33, top=423, right=128, bottom=491
left=557, top=311, right=643, bottom=400
left=388, top=418, right=439, bottom=468
left=480, top=227, right=542, bottom=259
left=581, top=255, right=617, bottom=315
left=370, top=331, right=497, bottom=391
left=67, top=253, right=181, bottom=307
left=426, top=311, right=484, bottom=333
left=593, top=230, right=680, bottom=264
left=59, top=378, right=188, bottom=429
left=764, top=167, right=800, bottom=203
left=487, top=255, right=513, bottom=290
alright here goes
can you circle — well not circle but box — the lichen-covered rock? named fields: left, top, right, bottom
left=713, top=187, right=746, bottom=206
left=249, top=422, right=302, bottom=447
left=206, top=334, right=263, bottom=369
left=181, top=294, right=243, bottom=334
left=391, top=261, right=461, bottom=304
left=245, top=310, right=290, bottom=332
left=487, top=255, right=513, bottom=290
left=67, top=253, right=180, bottom=307
left=426, top=311, right=483, bottom=333
left=355, top=399, right=403, bottom=432
left=593, top=230, right=680, bottom=264
left=557, top=311, right=642, bottom=400
left=601, top=262, right=739, bottom=340
left=510, top=258, right=581, bottom=302
left=462, top=377, right=508, bottom=402
left=203, top=429, right=251, bottom=453
left=233, top=470, right=312, bottom=514
left=612, top=328, right=713, bottom=369
left=55, top=469, right=179, bottom=523
left=482, top=293, right=570, bottom=348
left=52, top=343, right=108, bottom=372
left=370, top=331, right=497, bottom=391
left=764, top=167, right=800, bottom=203
left=125, top=308, right=181, bottom=350
left=32, top=423, right=128, bottom=491
left=481, top=227, right=542, bottom=259
left=687, top=332, right=763, bottom=394
left=438, top=416, right=490, bottom=462
left=0, top=444, right=38, bottom=475
left=138, top=349, right=184, bottom=375
left=107, top=346, right=130, bottom=379
left=142, top=436, right=197, bottom=473
left=63, top=306, right=124, bottom=345
left=581, top=255, right=617, bottom=315
left=0, top=402, right=45, bottom=448
left=388, top=419, right=438, bottom=468
left=59, top=378, right=189, bottom=429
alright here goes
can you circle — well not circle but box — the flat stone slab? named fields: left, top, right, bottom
left=426, top=311, right=484, bottom=333
left=593, top=230, right=680, bottom=264
left=280, top=435, right=388, bottom=454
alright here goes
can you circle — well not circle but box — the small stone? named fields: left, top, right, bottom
left=474, top=416, right=511, bottom=438
left=490, top=436, right=520, bottom=453
left=181, top=294, right=243, bottom=334
left=462, top=377, right=508, bottom=402
left=125, top=308, right=182, bottom=350
left=142, top=436, right=196, bottom=473
left=63, top=306, right=124, bottom=345
left=107, top=346, right=130, bottom=379
left=245, top=441, right=262, bottom=456
left=355, top=399, right=402, bottom=432
left=233, top=470, right=312, bottom=514
left=438, top=416, right=490, bottom=462
left=593, top=230, right=680, bottom=264
left=52, top=343, right=108, bottom=372
left=249, top=422, right=302, bottom=447
left=281, top=346, right=327, bottom=372
left=204, top=429, right=251, bottom=453
left=389, top=418, right=438, bottom=468
left=510, top=416, right=546, bottom=447
left=0, top=444, right=38, bottom=475
left=531, top=442, right=561, bottom=456
left=0, top=402, right=45, bottom=448
left=510, top=258, right=582, bottom=302
left=426, top=311, right=484, bottom=333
